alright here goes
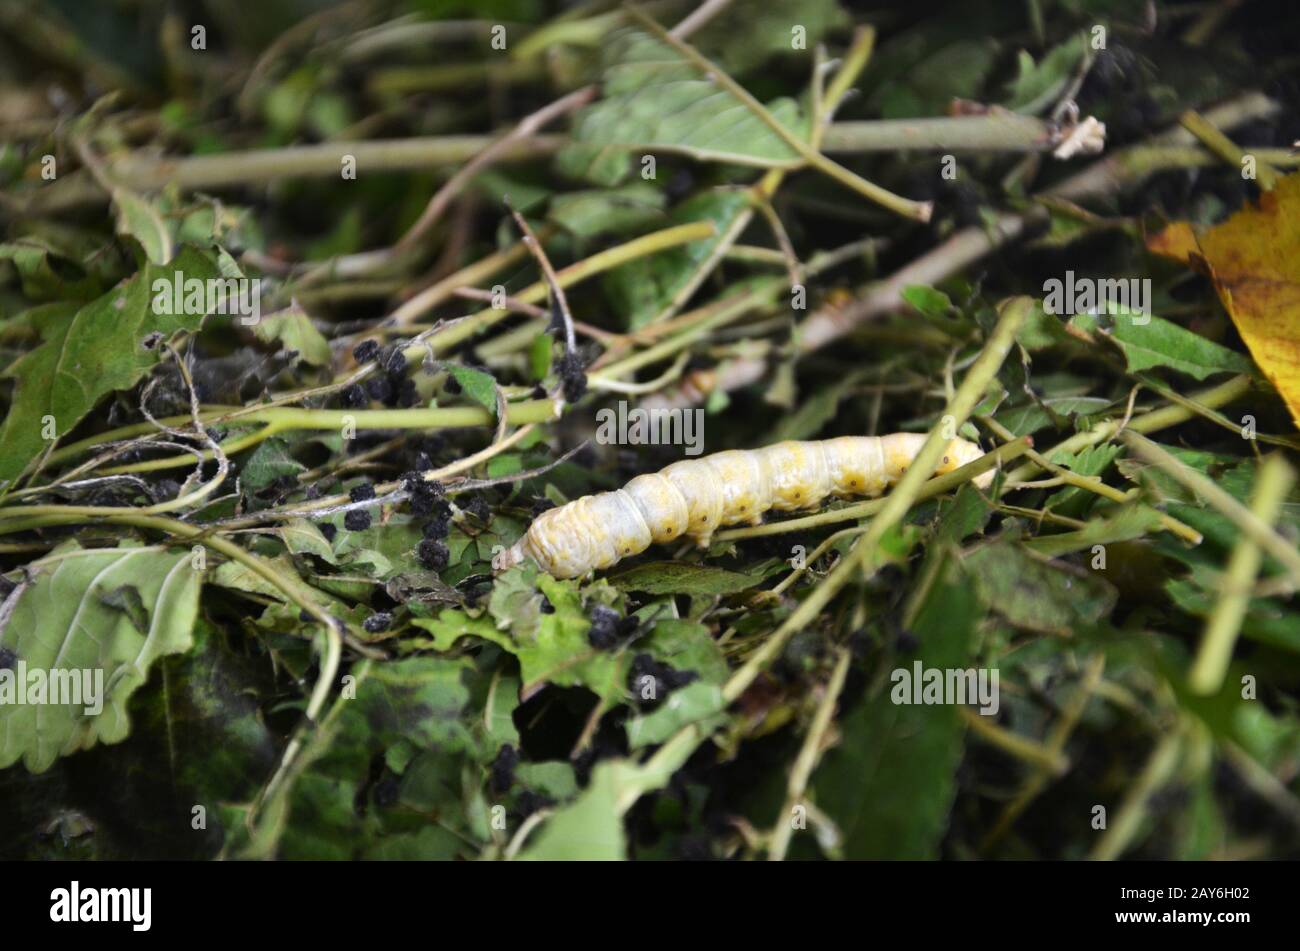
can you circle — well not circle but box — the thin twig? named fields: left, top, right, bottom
left=768, top=649, right=851, bottom=860
left=507, top=204, right=577, bottom=354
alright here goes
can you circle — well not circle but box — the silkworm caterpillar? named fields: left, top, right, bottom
left=492, top=434, right=991, bottom=579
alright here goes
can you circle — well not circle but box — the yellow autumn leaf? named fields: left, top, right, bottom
left=1147, top=173, right=1300, bottom=427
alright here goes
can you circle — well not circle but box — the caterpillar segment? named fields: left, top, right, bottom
left=492, top=434, right=991, bottom=579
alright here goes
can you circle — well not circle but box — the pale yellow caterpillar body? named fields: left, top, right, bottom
left=492, top=434, right=991, bottom=579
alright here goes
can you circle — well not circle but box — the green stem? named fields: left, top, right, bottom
left=37, top=221, right=700, bottom=476
left=820, top=115, right=1066, bottom=152
left=1135, top=374, right=1299, bottom=450
left=32, top=399, right=558, bottom=479
left=1089, top=727, right=1184, bottom=861
left=1122, top=432, right=1300, bottom=594
left=387, top=227, right=544, bottom=326
left=1180, top=109, right=1280, bottom=190
left=980, top=415, right=1202, bottom=545
left=0, top=508, right=345, bottom=635
left=592, top=286, right=776, bottom=381
left=1190, top=454, right=1295, bottom=695
left=961, top=707, right=1070, bottom=775
left=22, top=136, right=565, bottom=214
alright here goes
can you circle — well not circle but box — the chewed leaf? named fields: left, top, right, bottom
left=414, top=570, right=628, bottom=704
left=254, top=304, right=331, bottom=366
left=0, top=542, right=202, bottom=773
left=0, top=239, right=101, bottom=301
left=0, top=246, right=221, bottom=485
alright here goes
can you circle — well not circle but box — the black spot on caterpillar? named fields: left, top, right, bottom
left=493, top=434, right=990, bottom=579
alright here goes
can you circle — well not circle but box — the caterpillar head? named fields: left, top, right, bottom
left=938, top=437, right=995, bottom=488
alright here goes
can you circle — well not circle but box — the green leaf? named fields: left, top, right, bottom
left=487, top=562, right=547, bottom=639
left=642, top=618, right=729, bottom=684
left=626, top=680, right=726, bottom=749
left=0, top=240, right=100, bottom=301
left=348, top=656, right=477, bottom=752
left=902, top=284, right=953, bottom=318
left=1004, top=34, right=1089, bottom=114
left=210, top=553, right=321, bottom=604
left=528, top=332, right=554, bottom=382
left=517, top=733, right=690, bottom=860
left=570, top=29, right=808, bottom=167
left=1022, top=504, right=1165, bottom=558
left=607, top=561, right=762, bottom=595
left=1069, top=307, right=1254, bottom=380
left=242, top=656, right=480, bottom=860
left=474, top=168, right=551, bottom=214
left=444, top=363, right=499, bottom=417
left=935, top=483, right=995, bottom=545
left=0, top=246, right=220, bottom=485
left=481, top=673, right=522, bottom=751
left=810, top=555, right=975, bottom=858
left=1015, top=300, right=1075, bottom=351
left=329, top=513, right=425, bottom=579
left=253, top=305, right=332, bottom=366
left=962, top=540, right=1117, bottom=635
left=116, top=617, right=278, bottom=854
left=691, top=0, right=847, bottom=75
left=602, top=190, right=747, bottom=329
left=992, top=396, right=1113, bottom=437
left=414, top=572, right=629, bottom=704
left=241, top=435, right=306, bottom=492
left=0, top=541, right=203, bottom=773
left=517, top=760, right=633, bottom=860
left=111, top=188, right=173, bottom=265
left=548, top=183, right=666, bottom=239
left=515, top=761, right=578, bottom=800
left=870, top=38, right=1001, bottom=119
left=553, top=144, right=634, bottom=188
